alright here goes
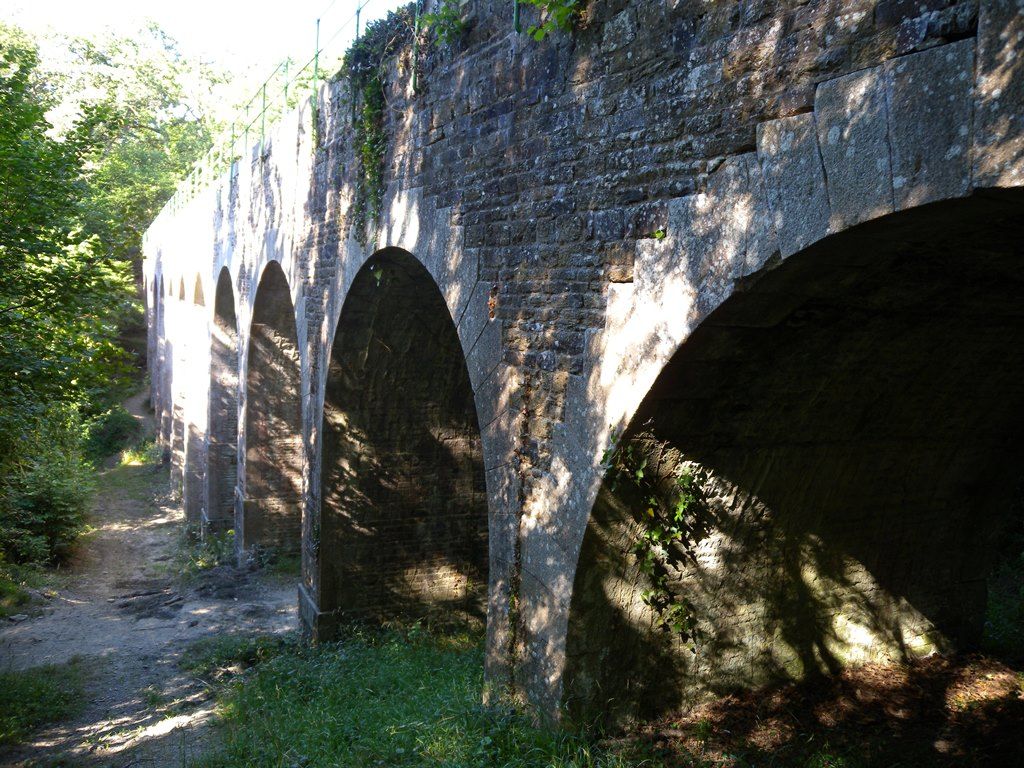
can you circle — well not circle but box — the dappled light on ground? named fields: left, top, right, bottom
left=625, top=655, right=1024, bottom=767
left=0, top=397, right=297, bottom=767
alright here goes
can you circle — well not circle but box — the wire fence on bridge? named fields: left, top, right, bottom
left=153, top=0, right=412, bottom=225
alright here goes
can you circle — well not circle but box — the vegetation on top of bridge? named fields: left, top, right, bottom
left=148, top=0, right=589, bottom=233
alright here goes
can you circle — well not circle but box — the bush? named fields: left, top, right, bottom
left=84, top=404, right=140, bottom=460
left=0, top=448, right=94, bottom=564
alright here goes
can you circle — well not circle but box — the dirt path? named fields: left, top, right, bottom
left=0, top=395, right=297, bottom=767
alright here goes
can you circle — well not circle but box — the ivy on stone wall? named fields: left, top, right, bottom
left=420, top=0, right=465, bottom=47
left=340, top=6, right=415, bottom=245
left=522, top=0, right=583, bottom=40
left=601, top=428, right=707, bottom=645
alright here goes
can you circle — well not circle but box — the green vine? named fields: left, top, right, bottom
left=522, top=0, right=583, bottom=40
left=601, top=429, right=706, bottom=645
left=420, top=0, right=465, bottom=47
left=340, top=5, right=415, bottom=245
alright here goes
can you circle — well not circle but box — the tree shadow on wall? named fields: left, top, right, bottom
left=564, top=193, right=1024, bottom=733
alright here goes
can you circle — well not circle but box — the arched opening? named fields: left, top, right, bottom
left=317, top=249, right=487, bottom=633
left=193, top=275, right=205, bottom=306
left=564, top=191, right=1024, bottom=723
left=178, top=278, right=185, bottom=300
left=242, top=261, right=303, bottom=554
left=207, top=268, right=239, bottom=535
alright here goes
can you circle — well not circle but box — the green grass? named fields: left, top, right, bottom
left=175, top=528, right=237, bottom=581
left=193, top=627, right=657, bottom=768
left=120, top=439, right=163, bottom=466
left=182, top=632, right=297, bottom=678
left=0, top=658, right=88, bottom=745
left=0, top=560, right=65, bottom=619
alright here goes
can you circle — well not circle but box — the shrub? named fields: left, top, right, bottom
left=84, top=404, right=141, bottom=460
left=0, top=448, right=94, bottom=564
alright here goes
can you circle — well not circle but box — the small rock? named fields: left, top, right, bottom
left=9, top=614, right=28, bottom=622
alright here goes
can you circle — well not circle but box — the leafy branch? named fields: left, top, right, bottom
left=521, top=0, right=582, bottom=41
left=601, top=429, right=705, bottom=644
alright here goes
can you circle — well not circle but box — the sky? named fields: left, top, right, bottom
left=6, top=0, right=406, bottom=76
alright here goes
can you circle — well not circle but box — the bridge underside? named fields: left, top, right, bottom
left=566, top=191, right=1024, bottom=723
left=315, top=250, right=489, bottom=637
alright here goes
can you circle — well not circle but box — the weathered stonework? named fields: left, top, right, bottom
left=144, top=0, right=1024, bottom=722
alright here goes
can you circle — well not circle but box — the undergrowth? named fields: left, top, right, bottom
left=176, top=527, right=237, bottom=580
left=182, top=632, right=297, bottom=679
left=0, top=658, right=88, bottom=745
left=984, top=521, right=1024, bottom=659
left=193, top=626, right=658, bottom=768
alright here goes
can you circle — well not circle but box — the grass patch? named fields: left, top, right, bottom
left=175, top=528, right=237, bottom=581
left=120, top=439, right=162, bottom=467
left=261, top=551, right=301, bottom=580
left=0, top=560, right=65, bottom=619
left=182, top=632, right=297, bottom=679
left=194, top=626, right=653, bottom=768
left=0, top=658, right=88, bottom=745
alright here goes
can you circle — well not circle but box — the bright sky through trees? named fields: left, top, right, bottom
left=8, top=0, right=408, bottom=77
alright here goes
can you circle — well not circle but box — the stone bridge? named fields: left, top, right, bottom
left=143, top=0, right=1024, bottom=722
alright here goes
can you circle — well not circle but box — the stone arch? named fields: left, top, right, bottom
left=313, top=248, right=488, bottom=636
left=206, top=267, right=239, bottom=535
left=241, top=260, right=303, bottom=555
left=562, top=191, right=1024, bottom=723
left=515, top=36, right=1024, bottom=721
left=170, top=274, right=189, bottom=491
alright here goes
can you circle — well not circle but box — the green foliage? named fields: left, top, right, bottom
left=341, top=6, right=415, bottom=245
left=120, top=439, right=163, bottom=466
left=421, top=0, right=465, bottom=47
left=195, top=627, right=650, bottom=768
left=522, top=0, right=583, bottom=40
left=0, top=658, right=88, bottom=745
left=84, top=405, right=141, bottom=460
left=0, top=21, right=220, bottom=566
left=53, top=24, right=226, bottom=269
left=601, top=430, right=704, bottom=641
left=0, top=403, right=95, bottom=565
left=177, top=528, right=237, bottom=580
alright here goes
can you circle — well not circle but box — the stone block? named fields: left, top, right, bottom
left=465, top=316, right=502, bottom=393
left=974, top=0, right=1024, bottom=188
left=885, top=39, right=974, bottom=209
left=815, top=66, right=894, bottom=230
left=756, top=114, right=831, bottom=257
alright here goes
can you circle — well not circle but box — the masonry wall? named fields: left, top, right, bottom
left=206, top=270, right=239, bottom=533
left=144, top=0, right=1024, bottom=721
left=318, top=250, right=488, bottom=629
left=564, top=195, right=1024, bottom=723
